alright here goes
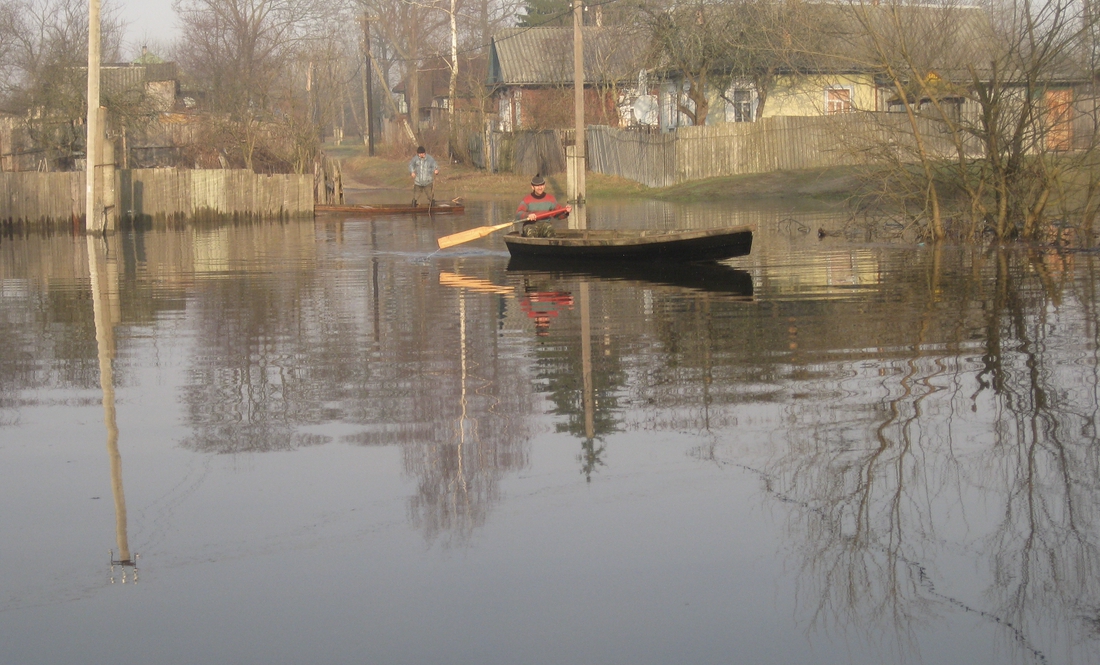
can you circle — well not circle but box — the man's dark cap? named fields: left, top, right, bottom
left=530, top=174, right=545, bottom=186
left=417, top=146, right=426, bottom=154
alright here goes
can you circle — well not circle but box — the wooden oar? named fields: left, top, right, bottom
left=436, top=209, right=566, bottom=249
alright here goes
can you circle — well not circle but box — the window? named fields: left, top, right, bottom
left=730, top=89, right=754, bottom=122
left=825, top=87, right=853, bottom=114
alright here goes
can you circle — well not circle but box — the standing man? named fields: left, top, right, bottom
left=409, top=146, right=438, bottom=207
left=515, top=174, right=571, bottom=223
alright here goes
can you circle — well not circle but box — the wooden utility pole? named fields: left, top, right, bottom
left=448, top=0, right=458, bottom=135
left=572, top=0, right=586, bottom=205
left=85, top=0, right=102, bottom=232
left=362, top=15, right=375, bottom=155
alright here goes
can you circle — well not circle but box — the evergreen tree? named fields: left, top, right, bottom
left=517, top=0, right=572, bottom=27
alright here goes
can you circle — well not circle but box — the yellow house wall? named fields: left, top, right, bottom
left=761, top=74, right=879, bottom=117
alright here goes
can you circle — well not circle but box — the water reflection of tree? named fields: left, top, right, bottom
left=980, top=249, right=1100, bottom=652
left=402, top=290, right=531, bottom=546
left=764, top=246, right=1100, bottom=662
left=0, top=230, right=187, bottom=419
left=171, top=225, right=536, bottom=543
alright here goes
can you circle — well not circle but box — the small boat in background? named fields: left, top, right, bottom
left=315, top=202, right=464, bottom=215
left=502, top=226, right=753, bottom=262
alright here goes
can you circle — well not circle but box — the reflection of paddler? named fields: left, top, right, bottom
left=436, top=271, right=573, bottom=336
left=520, top=289, right=574, bottom=336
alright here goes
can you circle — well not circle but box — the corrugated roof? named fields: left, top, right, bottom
left=488, top=26, right=646, bottom=86
left=78, top=63, right=181, bottom=96
left=808, top=4, right=997, bottom=76
left=787, top=4, right=1084, bottom=82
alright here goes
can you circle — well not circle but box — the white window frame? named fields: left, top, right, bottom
left=824, top=85, right=855, bottom=115
left=728, top=87, right=756, bottom=122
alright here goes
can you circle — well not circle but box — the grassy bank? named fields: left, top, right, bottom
left=327, top=143, right=860, bottom=203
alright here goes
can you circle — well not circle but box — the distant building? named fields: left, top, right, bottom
left=392, top=54, right=488, bottom=131
left=486, top=26, right=645, bottom=130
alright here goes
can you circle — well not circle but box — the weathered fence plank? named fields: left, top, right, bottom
left=1, top=168, right=313, bottom=226
left=587, top=114, right=993, bottom=188
left=588, top=126, right=676, bottom=188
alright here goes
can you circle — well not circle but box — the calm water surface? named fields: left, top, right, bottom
left=2, top=200, right=1098, bottom=665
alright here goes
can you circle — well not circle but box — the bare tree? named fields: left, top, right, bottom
left=173, top=0, right=333, bottom=169
left=0, top=0, right=125, bottom=167
left=640, top=0, right=820, bottom=126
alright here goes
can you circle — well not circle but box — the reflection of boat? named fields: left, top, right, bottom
left=502, top=225, right=753, bottom=261
left=315, top=202, right=464, bottom=215
left=506, top=256, right=754, bottom=297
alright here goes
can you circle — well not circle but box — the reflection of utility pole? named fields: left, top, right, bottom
left=455, top=291, right=472, bottom=511
left=577, top=280, right=603, bottom=481
left=87, top=236, right=136, bottom=582
left=370, top=223, right=380, bottom=343
left=579, top=282, right=594, bottom=440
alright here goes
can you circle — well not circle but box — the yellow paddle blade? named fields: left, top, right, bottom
left=436, top=221, right=515, bottom=249
left=439, top=272, right=514, bottom=295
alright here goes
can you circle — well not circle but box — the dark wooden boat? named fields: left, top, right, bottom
left=502, top=225, right=753, bottom=261
left=315, top=202, right=464, bottom=215
left=506, top=257, right=754, bottom=297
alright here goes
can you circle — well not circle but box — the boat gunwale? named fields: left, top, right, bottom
left=503, top=225, right=754, bottom=248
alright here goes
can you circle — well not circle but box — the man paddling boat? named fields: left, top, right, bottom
left=516, top=174, right=571, bottom=225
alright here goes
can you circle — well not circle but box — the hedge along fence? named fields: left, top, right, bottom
left=1, top=169, right=314, bottom=227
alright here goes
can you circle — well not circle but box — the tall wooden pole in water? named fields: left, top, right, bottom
left=572, top=0, right=586, bottom=205
left=85, top=0, right=102, bottom=232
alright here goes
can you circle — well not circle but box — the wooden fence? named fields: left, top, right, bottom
left=588, top=127, right=677, bottom=188
left=0, top=172, right=84, bottom=224
left=1, top=169, right=314, bottom=226
left=454, top=129, right=569, bottom=176
left=588, top=114, right=987, bottom=187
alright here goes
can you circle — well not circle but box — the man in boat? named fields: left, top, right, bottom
left=409, top=146, right=439, bottom=207
left=516, top=174, right=571, bottom=234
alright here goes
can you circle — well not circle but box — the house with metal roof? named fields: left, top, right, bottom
left=487, top=26, right=647, bottom=130
left=651, top=2, right=1090, bottom=141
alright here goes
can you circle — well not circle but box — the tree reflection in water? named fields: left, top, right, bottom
left=19, top=217, right=1090, bottom=659
left=402, top=291, right=530, bottom=546
left=756, top=246, right=1100, bottom=662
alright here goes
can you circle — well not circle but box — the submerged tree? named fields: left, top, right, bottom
left=838, top=0, right=1100, bottom=241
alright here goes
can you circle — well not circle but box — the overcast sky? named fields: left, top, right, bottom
left=119, top=0, right=180, bottom=58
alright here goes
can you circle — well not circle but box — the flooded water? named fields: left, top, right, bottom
left=2, top=199, right=1099, bottom=665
